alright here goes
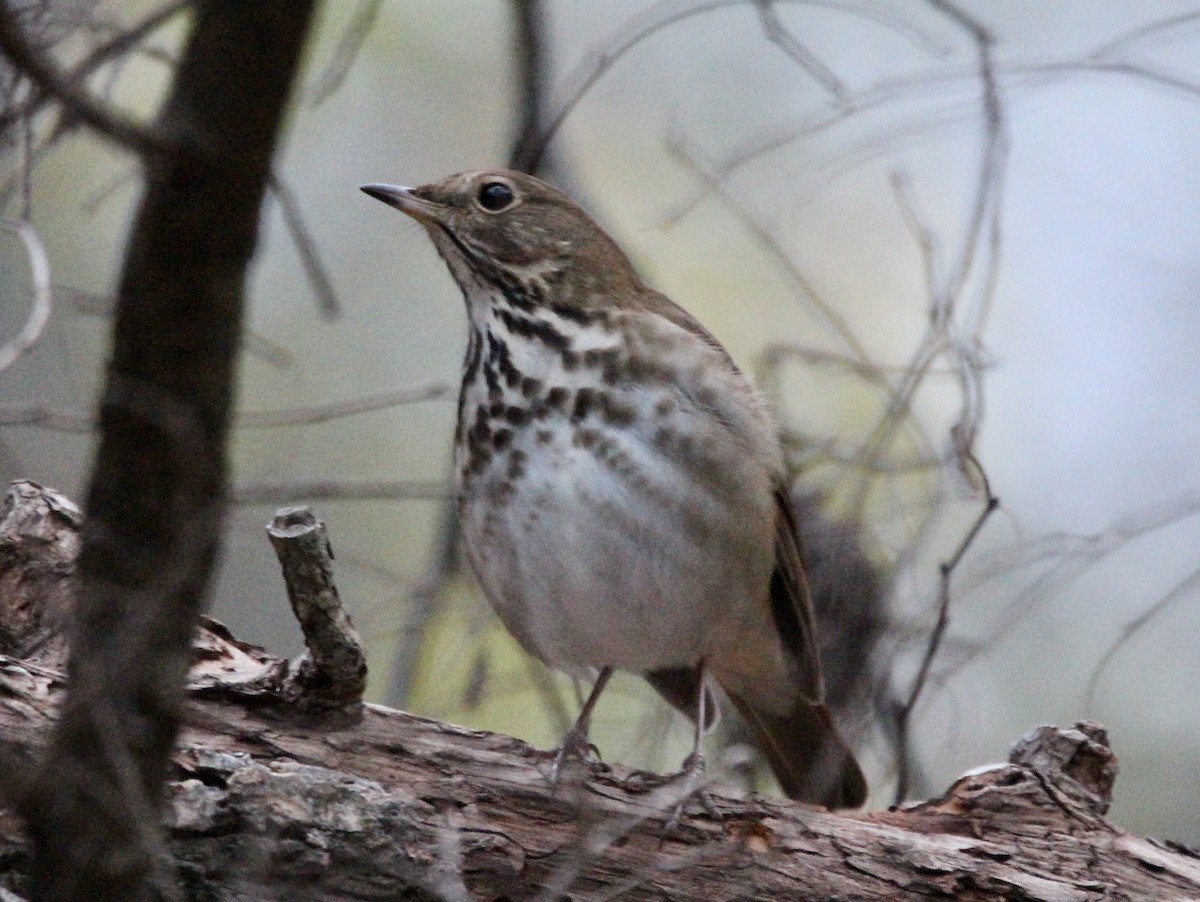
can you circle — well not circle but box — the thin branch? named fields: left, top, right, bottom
left=0, top=219, right=52, bottom=373
left=235, top=381, right=448, bottom=428
left=0, top=404, right=91, bottom=432
left=306, top=0, right=382, bottom=106
left=939, top=489, right=1200, bottom=687
left=1083, top=565, right=1200, bottom=714
left=0, top=382, right=446, bottom=433
left=0, top=3, right=174, bottom=156
left=17, top=79, right=32, bottom=219
left=59, top=284, right=295, bottom=368
left=754, top=0, right=849, bottom=104
left=267, top=172, right=341, bottom=319
left=230, top=479, right=447, bottom=505
left=667, top=139, right=872, bottom=363
left=843, top=0, right=1005, bottom=519
left=524, top=0, right=947, bottom=169
left=1091, top=10, right=1200, bottom=59
left=893, top=448, right=998, bottom=803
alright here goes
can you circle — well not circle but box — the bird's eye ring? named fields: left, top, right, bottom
left=478, top=181, right=515, bottom=212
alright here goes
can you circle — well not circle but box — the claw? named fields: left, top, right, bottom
left=663, top=751, right=722, bottom=831
left=545, top=667, right=613, bottom=790
left=548, top=726, right=603, bottom=787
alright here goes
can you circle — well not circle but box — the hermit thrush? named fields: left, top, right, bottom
left=362, top=170, right=867, bottom=808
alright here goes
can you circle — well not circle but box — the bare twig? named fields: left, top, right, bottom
left=754, top=0, right=848, bottom=103
left=306, top=0, right=382, bottom=106
left=0, top=382, right=446, bottom=433
left=231, top=479, right=447, bottom=505
left=0, top=404, right=91, bottom=432
left=0, top=3, right=174, bottom=156
left=59, top=284, right=295, bottom=368
left=236, top=381, right=448, bottom=428
left=524, top=0, right=946, bottom=170
left=893, top=448, right=998, bottom=803
left=1091, top=10, right=1200, bottom=59
left=267, top=172, right=341, bottom=319
left=1083, top=565, right=1200, bottom=714
left=667, top=140, right=871, bottom=363
left=0, top=219, right=52, bottom=374
left=939, top=489, right=1200, bottom=689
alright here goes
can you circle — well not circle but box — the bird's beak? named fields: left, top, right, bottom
left=360, top=183, right=441, bottom=224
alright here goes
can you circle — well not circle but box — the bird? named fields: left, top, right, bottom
left=361, top=169, right=867, bottom=808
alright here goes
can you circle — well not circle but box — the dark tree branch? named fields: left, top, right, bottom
left=508, top=0, right=551, bottom=172
left=20, top=3, right=316, bottom=900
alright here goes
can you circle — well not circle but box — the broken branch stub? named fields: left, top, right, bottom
left=267, top=505, right=367, bottom=707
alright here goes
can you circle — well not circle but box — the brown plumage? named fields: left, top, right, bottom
left=363, top=169, right=866, bottom=808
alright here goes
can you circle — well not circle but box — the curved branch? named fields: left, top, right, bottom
left=0, top=219, right=52, bottom=374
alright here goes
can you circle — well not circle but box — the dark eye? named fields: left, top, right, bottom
left=478, top=181, right=514, bottom=212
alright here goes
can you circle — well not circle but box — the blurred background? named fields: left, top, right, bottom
left=2, top=0, right=1198, bottom=844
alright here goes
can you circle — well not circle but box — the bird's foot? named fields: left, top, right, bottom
left=662, top=751, right=722, bottom=831
left=547, top=725, right=603, bottom=789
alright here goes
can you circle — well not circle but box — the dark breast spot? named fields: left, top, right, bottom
left=503, top=405, right=530, bottom=427
left=582, top=347, right=621, bottom=369
left=507, top=448, right=528, bottom=480
left=497, top=308, right=572, bottom=354
left=624, top=355, right=673, bottom=384
left=597, top=392, right=637, bottom=427
left=534, top=386, right=570, bottom=419
left=571, top=388, right=596, bottom=421
left=572, top=427, right=600, bottom=450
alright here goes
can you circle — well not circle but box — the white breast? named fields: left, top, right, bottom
left=455, top=303, right=779, bottom=676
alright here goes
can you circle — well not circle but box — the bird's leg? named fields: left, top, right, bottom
left=549, top=665, right=613, bottom=787
left=664, top=661, right=721, bottom=829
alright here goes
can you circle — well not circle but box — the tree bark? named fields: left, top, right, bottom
left=1, top=482, right=1198, bottom=901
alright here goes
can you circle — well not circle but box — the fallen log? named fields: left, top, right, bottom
left=0, top=480, right=1196, bottom=900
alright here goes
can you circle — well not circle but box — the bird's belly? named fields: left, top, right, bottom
left=458, top=426, right=775, bottom=675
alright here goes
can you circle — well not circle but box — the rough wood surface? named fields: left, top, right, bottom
left=1, top=481, right=1198, bottom=901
